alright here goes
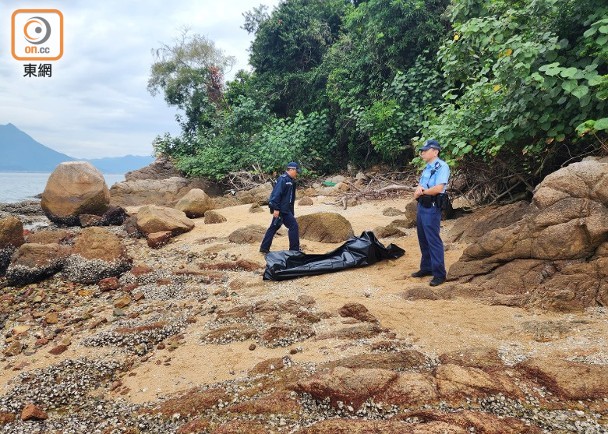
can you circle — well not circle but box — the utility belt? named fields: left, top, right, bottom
left=418, top=193, right=448, bottom=209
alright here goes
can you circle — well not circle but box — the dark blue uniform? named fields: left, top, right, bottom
left=416, top=158, right=450, bottom=280
left=260, top=172, right=300, bottom=252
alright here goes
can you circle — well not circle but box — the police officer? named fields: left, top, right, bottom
left=412, top=139, right=450, bottom=286
left=259, top=162, right=301, bottom=254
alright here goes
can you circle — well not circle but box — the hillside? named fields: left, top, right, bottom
left=0, top=123, right=74, bottom=171
left=0, top=123, right=154, bottom=173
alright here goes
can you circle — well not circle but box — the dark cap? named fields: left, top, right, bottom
left=419, top=139, right=441, bottom=152
left=286, top=162, right=301, bottom=173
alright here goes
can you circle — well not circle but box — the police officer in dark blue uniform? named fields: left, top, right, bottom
left=259, top=162, right=301, bottom=254
left=412, top=139, right=450, bottom=286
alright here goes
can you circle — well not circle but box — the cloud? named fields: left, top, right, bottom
left=0, top=0, right=279, bottom=158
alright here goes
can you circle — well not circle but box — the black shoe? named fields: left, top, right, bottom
left=259, top=248, right=270, bottom=254
left=411, top=270, right=432, bottom=278
left=429, top=277, right=446, bottom=287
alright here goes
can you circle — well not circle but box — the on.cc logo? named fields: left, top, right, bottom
left=23, top=16, right=52, bottom=45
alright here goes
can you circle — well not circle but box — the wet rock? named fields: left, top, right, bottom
left=0, top=216, right=25, bottom=274
left=5, top=243, right=70, bottom=286
left=62, top=227, right=132, bottom=283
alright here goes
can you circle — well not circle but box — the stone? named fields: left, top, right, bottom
left=297, top=212, right=354, bottom=243
left=338, top=303, right=378, bottom=323
left=20, top=403, right=47, bottom=421
left=62, top=227, right=132, bottom=283
left=175, top=188, right=215, bottom=218
left=5, top=243, right=70, bottom=286
left=147, top=231, right=173, bottom=248
left=136, top=205, right=195, bottom=236
left=203, top=210, right=227, bottom=224
left=0, top=216, right=24, bottom=274
left=294, top=366, right=398, bottom=409
left=41, top=161, right=110, bottom=226
left=228, top=225, right=266, bottom=244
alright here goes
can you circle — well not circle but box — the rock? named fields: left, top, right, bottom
left=114, top=296, right=131, bottom=309
left=98, top=277, right=120, bottom=291
left=110, top=177, right=218, bottom=208
left=323, top=351, right=428, bottom=371
left=297, top=212, right=354, bottom=243
left=124, top=156, right=182, bottom=181
left=44, top=312, right=59, bottom=324
left=294, top=366, right=398, bottom=409
left=234, top=183, right=273, bottom=205
left=136, top=205, right=195, bottom=236
left=248, top=203, right=264, bottom=213
left=298, top=197, right=313, bottom=206
left=146, top=231, right=173, bottom=248
left=0, top=411, right=16, bottom=424
left=518, top=357, right=608, bottom=400
left=204, top=210, right=227, bottom=224
left=448, top=159, right=608, bottom=311
left=338, top=303, right=378, bottom=323
left=48, top=344, right=69, bottom=355
left=62, top=227, right=132, bottom=284
left=175, top=188, right=215, bottom=218
left=382, top=207, right=403, bottom=216
left=41, top=161, right=110, bottom=226
left=228, top=225, right=266, bottom=244
left=20, top=403, right=47, bottom=421
left=25, top=229, right=73, bottom=245
left=6, top=243, right=70, bottom=286
left=0, top=216, right=24, bottom=274
left=79, top=214, right=102, bottom=227
left=375, top=372, right=438, bottom=406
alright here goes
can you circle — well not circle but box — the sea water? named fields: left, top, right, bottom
left=0, top=172, right=125, bottom=203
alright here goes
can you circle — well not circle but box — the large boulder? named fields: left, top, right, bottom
left=175, top=188, right=215, bottom=218
left=297, top=212, right=354, bottom=243
left=62, top=227, right=132, bottom=283
left=123, top=156, right=182, bottom=181
left=41, top=162, right=110, bottom=226
left=448, top=159, right=608, bottom=311
left=5, top=243, right=71, bottom=286
left=0, top=216, right=24, bottom=275
left=110, top=177, right=218, bottom=207
left=135, top=205, right=195, bottom=236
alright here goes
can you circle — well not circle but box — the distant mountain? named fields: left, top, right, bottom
left=0, top=123, right=154, bottom=173
left=0, top=123, right=74, bottom=171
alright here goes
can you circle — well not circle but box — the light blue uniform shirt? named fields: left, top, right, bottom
left=419, top=158, right=450, bottom=193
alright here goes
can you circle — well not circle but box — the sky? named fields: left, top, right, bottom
left=0, top=0, right=280, bottom=158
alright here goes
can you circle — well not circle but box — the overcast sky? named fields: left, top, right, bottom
left=0, top=0, right=280, bottom=158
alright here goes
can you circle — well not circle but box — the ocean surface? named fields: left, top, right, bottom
left=0, top=172, right=125, bottom=203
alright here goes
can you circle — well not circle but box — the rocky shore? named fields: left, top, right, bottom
left=0, top=159, right=607, bottom=433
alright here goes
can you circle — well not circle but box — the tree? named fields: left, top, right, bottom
left=424, top=0, right=607, bottom=188
left=148, top=29, right=236, bottom=137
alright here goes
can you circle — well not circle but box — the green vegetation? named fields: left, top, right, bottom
left=148, top=0, right=607, bottom=199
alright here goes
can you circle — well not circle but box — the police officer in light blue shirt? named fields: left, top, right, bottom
left=411, top=139, right=450, bottom=286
